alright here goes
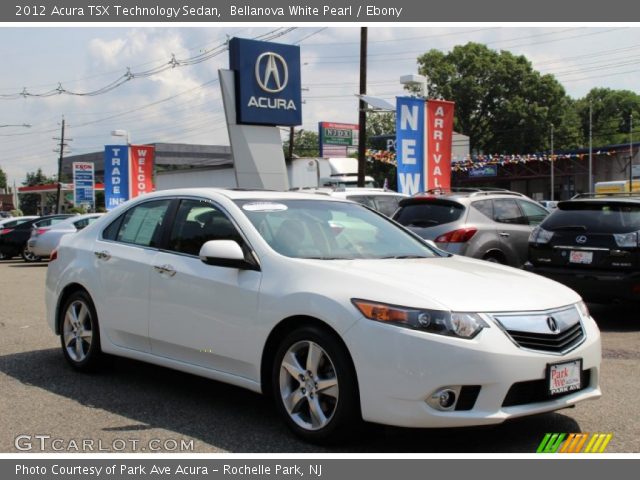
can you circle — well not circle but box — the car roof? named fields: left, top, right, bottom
left=330, top=189, right=407, bottom=198
left=141, top=188, right=350, bottom=202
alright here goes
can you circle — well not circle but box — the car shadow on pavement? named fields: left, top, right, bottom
left=7, top=263, right=48, bottom=268
left=0, top=348, right=582, bottom=453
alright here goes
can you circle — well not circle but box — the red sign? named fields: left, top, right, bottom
left=129, top=146, right=155, bottom=198
left=425, top=100, right=455, bottom=191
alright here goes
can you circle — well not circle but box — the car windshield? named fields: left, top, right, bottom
left=236, top=199, right=437, bottom=260
left=543, top=201, right=640, bottom=234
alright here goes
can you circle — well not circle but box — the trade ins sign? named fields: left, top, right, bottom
left=104, top=145, right=155, bottom=211
left=229, top=37, right=302, bottom=126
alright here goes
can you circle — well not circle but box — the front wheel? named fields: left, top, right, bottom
left=60, top=291, right=103, bottom=372
left=272, top=326, right=360, bottom=444
left=22, top=247, right=41, bottom=263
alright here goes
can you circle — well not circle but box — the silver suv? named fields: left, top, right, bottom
left=392, top=189, right=549, bottom=267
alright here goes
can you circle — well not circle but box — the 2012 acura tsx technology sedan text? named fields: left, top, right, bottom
left=46, top=189, right=601, bottom=443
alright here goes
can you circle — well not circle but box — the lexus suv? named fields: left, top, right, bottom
left=393, top=190, right=549, bottom=267
left=526, top=195, right=640, bottom=303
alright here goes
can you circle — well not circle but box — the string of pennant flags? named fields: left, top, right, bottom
left=365, top=148, right=632, bottom=171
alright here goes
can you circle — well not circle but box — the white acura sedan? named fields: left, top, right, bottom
left=46, top=189, right=601, bottom=443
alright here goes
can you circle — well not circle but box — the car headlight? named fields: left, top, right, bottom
left=351, top=299, right=489, bottom=339
left=529, top=226, right=554, bottom=244
left=576, top=300, right=590, bottom=319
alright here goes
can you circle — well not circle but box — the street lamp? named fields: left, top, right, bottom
left=400, top=74, right=428, bottom=98
left=111, top=129, right=131, bottom=145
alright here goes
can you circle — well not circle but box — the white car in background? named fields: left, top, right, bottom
left=28, top=214, right=102, bottom=259
left=46, top=189, right=601, bottom=443
left=326, top=188, right=408, bottom=217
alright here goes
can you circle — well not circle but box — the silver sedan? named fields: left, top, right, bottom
left=28, top=214, right=103, bottom=259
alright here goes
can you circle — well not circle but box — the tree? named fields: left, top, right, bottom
left=416, top=42, right=581, bottom=153
left=0, top=165, right=6, bottom=191
left=366, top=112, right=395, bottom=138
left=20, top=168, right=56, bottom=215
left=283, top=129, right=320, bottom=158
left=575, top=88, right=640, bottom=147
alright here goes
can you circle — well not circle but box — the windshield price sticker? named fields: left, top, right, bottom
left=242, top=202, right=288, bottom=212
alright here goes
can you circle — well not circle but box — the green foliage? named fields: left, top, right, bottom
left=366, top=112, right=395, bottom=138
left=416, top=42, right=581, bottom=153
left=10, top=209, right=23, bottom=217
left=0, top=165, right=7, bottom=190
left=68, top=206, right=87, bottom=214
left=20, top=168, right=57, bottom=215
left=283, top=129, right=320, bottom=158
left=575, top=88, right=640, bottom=146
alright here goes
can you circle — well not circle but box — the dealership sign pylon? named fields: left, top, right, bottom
left=396, top=98, right=455, bottom=195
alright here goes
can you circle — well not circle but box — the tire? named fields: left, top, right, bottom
left=0, top=251, right=8, bottom=260
left=59, top=290, right=103, bottom=372
left=483, top=252, right=506, bottom=265
left=22, top=247, right=41, bottom=263
left=272, top=325, right=360, bottom=444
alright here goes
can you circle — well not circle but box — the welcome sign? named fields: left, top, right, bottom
left=104, top=145, right=155, bottom=210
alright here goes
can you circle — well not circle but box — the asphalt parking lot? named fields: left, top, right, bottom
left=0, top=259, right=638, bottom=453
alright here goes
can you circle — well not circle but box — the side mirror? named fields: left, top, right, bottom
left=198, top=240, right=259, bottom=271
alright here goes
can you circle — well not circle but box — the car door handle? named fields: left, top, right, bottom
left=94, top=250, right=111, bottom=260
left=153, top=264, right=176, bottom=277
left=499, top=232, right=510, bottom=238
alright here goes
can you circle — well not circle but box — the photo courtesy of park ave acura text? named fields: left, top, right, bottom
left=1, top=18, right=639, bottom=456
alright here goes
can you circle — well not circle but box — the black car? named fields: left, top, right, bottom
left=0, top=214, right=74, bottom=262
left=526, top=196, right=640, bottom=303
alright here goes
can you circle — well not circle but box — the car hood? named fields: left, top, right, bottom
left=298, top=255, right=581, bottom=313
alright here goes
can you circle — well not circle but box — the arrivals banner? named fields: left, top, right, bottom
left=104, top=145, right=130, bottom=211
left=425, top=100, right=455, bottom=191
left=72, top=162, right=95, bottom=208
left=129, top=145, right=155, bottom=198
left=395, top=97, right=425, bottom=195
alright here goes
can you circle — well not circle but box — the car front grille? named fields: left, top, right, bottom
left=505, top=322, right=585, bottom=353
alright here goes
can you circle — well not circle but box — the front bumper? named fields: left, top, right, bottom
left=525, top=263, right=640, bottom=303
left=343, top=310, right=601, bottom=428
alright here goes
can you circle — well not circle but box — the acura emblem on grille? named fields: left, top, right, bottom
left=546, top=316, right=559, bottom=333
left=576, top=235, right=587, bottom=244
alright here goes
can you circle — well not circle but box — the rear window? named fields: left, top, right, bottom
left=394, top=201, right=465, bottom=228
left=542, top=202, right=640, bottom=233
left=347, top=195, right=404, bottom=217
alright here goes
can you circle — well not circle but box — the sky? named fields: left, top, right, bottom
left=1, top=26, right=640, bottom=186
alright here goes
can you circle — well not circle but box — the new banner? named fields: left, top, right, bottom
left=72, top=162, right=95, bottom=209
left=129, top=145, right=155, bottom=198
left=426, top=100, right=455, bottom=191
left=395, top=97, right=425, bottom=195
left=104, top=145, right=130, bottom=211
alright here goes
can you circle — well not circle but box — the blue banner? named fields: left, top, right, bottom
left=72, top=162, right=95, bottom=208
left=104, top=145, right=130, bottom=211
left=395, top=97, right=425, bottom=195
left=229, top=37, right=302, bottom=126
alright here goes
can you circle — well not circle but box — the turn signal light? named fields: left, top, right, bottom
left=49, top=249, right=58, bottom=262
left=435, top=227, right=478, bottom=243
left=35, top=228, right=49, bottom=236
left=352, top=300, right=409, bottom=322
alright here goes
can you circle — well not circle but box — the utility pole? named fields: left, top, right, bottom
left=357, top=27, right=368, bottom=188
left=588, top=100, right=593, bottom=193
left=53, top=117, right=70, bottom=214
left=550, top=124, right=555, bottom=201
left=630, top=113, right=634, bottom=192
left=288, top=126, right=295, bottom=161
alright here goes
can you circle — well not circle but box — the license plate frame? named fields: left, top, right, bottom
left=547, top=359, right=583, bottom=396
left=569, top=250, right=593, bottom=264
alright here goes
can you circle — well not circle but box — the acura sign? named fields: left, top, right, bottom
left=229, top=38, right=302, bottom=126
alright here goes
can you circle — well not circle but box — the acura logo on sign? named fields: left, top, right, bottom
left=255, top=52, right=288, bottom=93
left=576, top=235, right=587, bottom=244
left=546, top=316, right=559, bottom=333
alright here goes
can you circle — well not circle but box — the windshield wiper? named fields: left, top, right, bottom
left=301, top=256, right=350, bottom=260
left=380, top=255, right=430, bottom=259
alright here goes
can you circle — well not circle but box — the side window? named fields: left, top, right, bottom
left=115, top=200, right=172, bottom=247
left=167, top=199, right=242, bottom=256
left=73, top=219, right=90, bottom=230
left=493, top=199, right=527, bottom=225
left=472, top=200, right=493, bottom=219
left=102, top=216, right=123, bottom=241
left=518, top=200, right=549, bottom=226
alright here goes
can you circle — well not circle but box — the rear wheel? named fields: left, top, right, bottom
left=483, top=252, right=506, bottom=265
left=22, top=247, right=41, bottom=263
left=272, top=326, right=360, bottom=444
left=60, top=291, right=103, bottom=372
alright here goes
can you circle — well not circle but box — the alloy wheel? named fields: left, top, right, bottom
left=62, top=300, right=94, bottom=363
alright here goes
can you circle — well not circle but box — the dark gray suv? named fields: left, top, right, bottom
left=393, top=189, right=549, bottom=267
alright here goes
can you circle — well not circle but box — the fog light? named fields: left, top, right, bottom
left=427, top=387, right=459, bottom=411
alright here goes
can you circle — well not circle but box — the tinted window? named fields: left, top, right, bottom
left=73, top=217, right=100, bottom=230
left=518, top=200, right=549, bottom=226
left=394, top=201, right=465, bottom=228
left=542, top=202, right=640, bottom=234
left=168, top=199, right=242, bottom=256
left=493, top=199, right=527, bottom=225
left=34, top=216, right=71, bottom=228
left=472, top=200, right=493, bottom=219
left=115, top=200, right=171, bottom=247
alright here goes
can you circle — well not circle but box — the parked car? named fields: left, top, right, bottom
left=539, top=200, right=558, bottom=210
left=0, top=211, right=12, bottom=219
left=28, top=214, right=103, bottom=259
left=392, top=190, right=550, bottom=267
left=0, top=214, right=74, bottom=262
left=326, top=188, right=408, bottom=217
left=47, top=189, right=600, bottom=443
left=0, top=216, right=39, bottom=229
left=526, top=195, right=640, bottom=303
